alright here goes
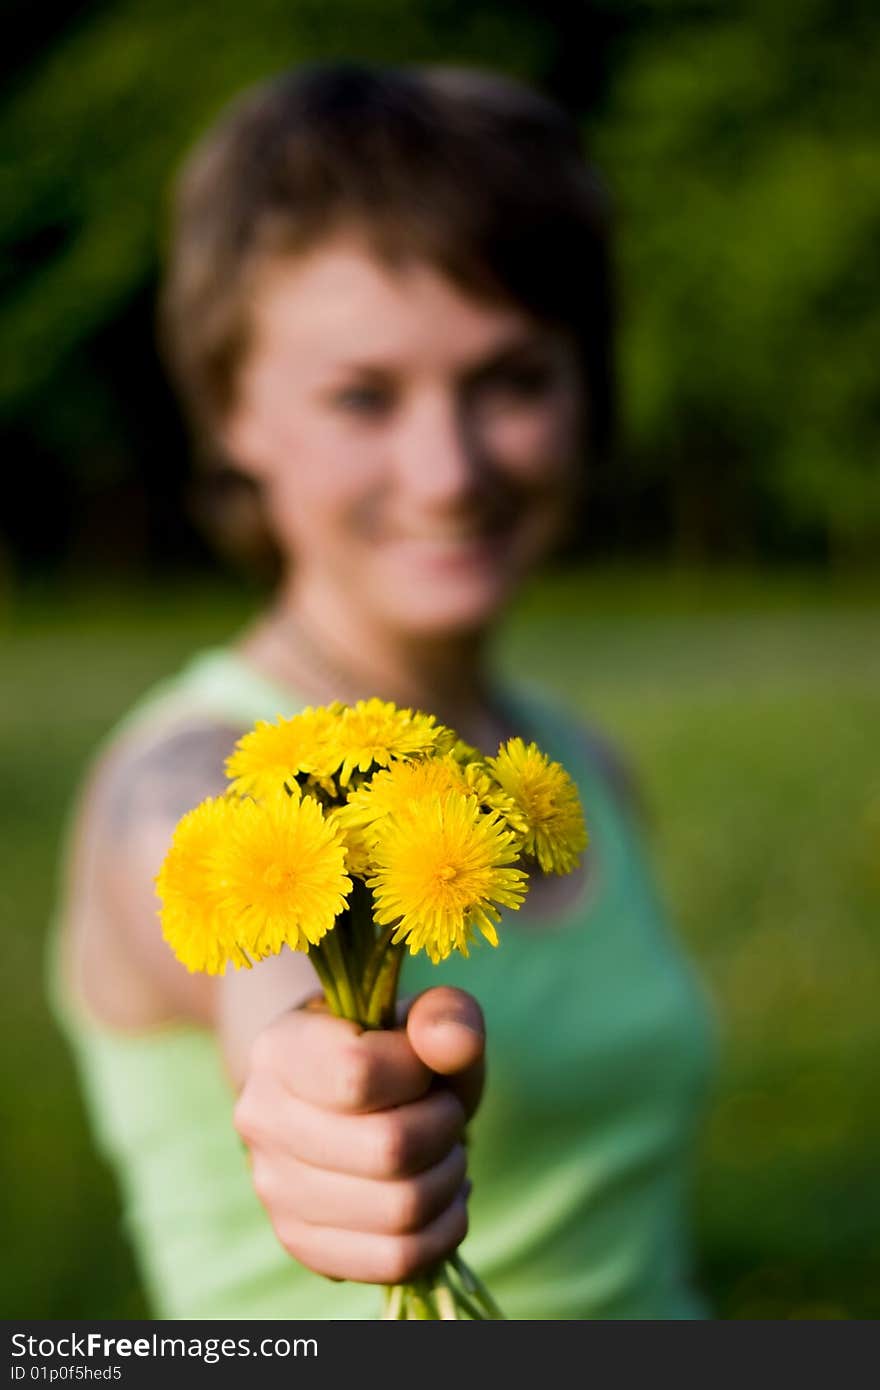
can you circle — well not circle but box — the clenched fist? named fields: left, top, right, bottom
left=233, top=985, right=485, bottom=1284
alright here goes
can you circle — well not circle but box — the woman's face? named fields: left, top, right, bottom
left=223, top=230, right=586, bottom=637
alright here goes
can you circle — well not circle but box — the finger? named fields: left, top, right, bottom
left=253, top=1006, right=432, bottom=1113
left=404, top=987, right=485, bottom=1073
left=276, top=1189, right=469, bottom=1285
left=257, top=1143, right=468, bottom=1236
left=275, top=1086, right=466, bottom=1179
left=404, top=986, right=486, bottom=1120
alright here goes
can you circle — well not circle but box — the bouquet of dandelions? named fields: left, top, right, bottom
left=156, top=697, right=587, bottom=1320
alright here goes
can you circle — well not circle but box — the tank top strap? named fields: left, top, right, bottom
left=495, top=678, right=583, bottom=762
left=494, top=677, right=651, bottom=915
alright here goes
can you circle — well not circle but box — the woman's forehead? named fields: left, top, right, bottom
left=246, top=236, right=545, bottom=373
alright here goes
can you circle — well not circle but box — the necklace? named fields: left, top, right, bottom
left=263, top=605, right=378, bottom=708
left=257, top=604, right=522, bottom=751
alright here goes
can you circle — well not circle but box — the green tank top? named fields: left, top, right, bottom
left=47, top=646, right=717, bottom=1320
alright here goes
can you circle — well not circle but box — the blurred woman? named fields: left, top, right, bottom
left=49, top=63, right=716, bottom=1319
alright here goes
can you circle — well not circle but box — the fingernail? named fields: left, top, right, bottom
left=434, top=1012, right=482, bottom=1036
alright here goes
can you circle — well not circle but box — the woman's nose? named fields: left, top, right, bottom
left=392, top=391, right=483, bottom=505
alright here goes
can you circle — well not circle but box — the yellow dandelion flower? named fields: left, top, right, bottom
left=155, top=795, right=252, bottom=975
left=328, top=698, right=454, bottom=787
left=448, top=736, right=481, bottom=764
left=336, top=755, right=527, bottom=853
left=340, top=756, right=466, bottom=827
left=486, top=737, right=588, bottom=874
left=214, top=791, right=351, bottom=958
left=225, top=704, right=345, bottom=799
left=460, top=759, right=531, bottom=843
left=325, top=805, right=373, bottom=877
left=301, top=770, right=340, bottom=802
left=333, top=758, right=465, bottom=874
left=367, top=792, right=528, bottom=964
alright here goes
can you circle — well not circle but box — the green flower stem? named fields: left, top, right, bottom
left=306, top=945, right=342, bottom=1016
left=315, top=930, right=362, bottom=1021
left=395, top=1262, right=495, bottom=1320
left=382, top=1285, right=405, bottom=1319
left=451, top=1253, right=506, bottom=1319
left=431, top=1268, right=459, bottom=1320
left=404, top=1280, right=438, bottom=1319
left=348, top=878, right=377, bottom=978
left=334, top=908, right=359, bottom=980
left=391, top=1268, right=501, bottom=1320
left=365, top=941, right=404, bottom=1029
left=361, top=922, right=398, bottom=1004
left=450, top=1251, right=478, bottom=1294
left=444, top=1280, right=488, bottom=1320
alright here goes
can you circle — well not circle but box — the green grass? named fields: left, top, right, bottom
left=2, top=567, right=879, bottom=1318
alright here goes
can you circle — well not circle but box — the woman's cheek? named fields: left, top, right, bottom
left=482, top=408, right=575, bottom=484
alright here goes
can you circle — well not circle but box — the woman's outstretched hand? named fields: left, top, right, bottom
left=233, top=985, right=485, bottom=1284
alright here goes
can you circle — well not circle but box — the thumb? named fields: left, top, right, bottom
left=404, top=986, right=485, bottom=1120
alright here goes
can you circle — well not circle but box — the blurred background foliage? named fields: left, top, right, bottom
left=3, top=0, right=879, bottom=578
left=2, top=0, right=879, bottom=1321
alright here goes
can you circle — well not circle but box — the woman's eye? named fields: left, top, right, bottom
left=483, top=365, right=555, bottom=401
left=334, top=386, right=392, bottom=415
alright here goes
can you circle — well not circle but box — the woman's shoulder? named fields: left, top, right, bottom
left=70, top=645, right=256, bottom=902
left=95, top=645, right=263, bottom=745
left=72, top=647, right=253, bottom=845
left=76, top=640, right=289, bottom=809
left=53, top=650, right=257, bottom=1034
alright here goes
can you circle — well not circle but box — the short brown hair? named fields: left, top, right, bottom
left=157, top=61, right=616, bottom=565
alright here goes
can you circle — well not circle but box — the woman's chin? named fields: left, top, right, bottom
left=363, top=533, right=526, bottom=631
left=373, top=570, right=515, bottom=636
